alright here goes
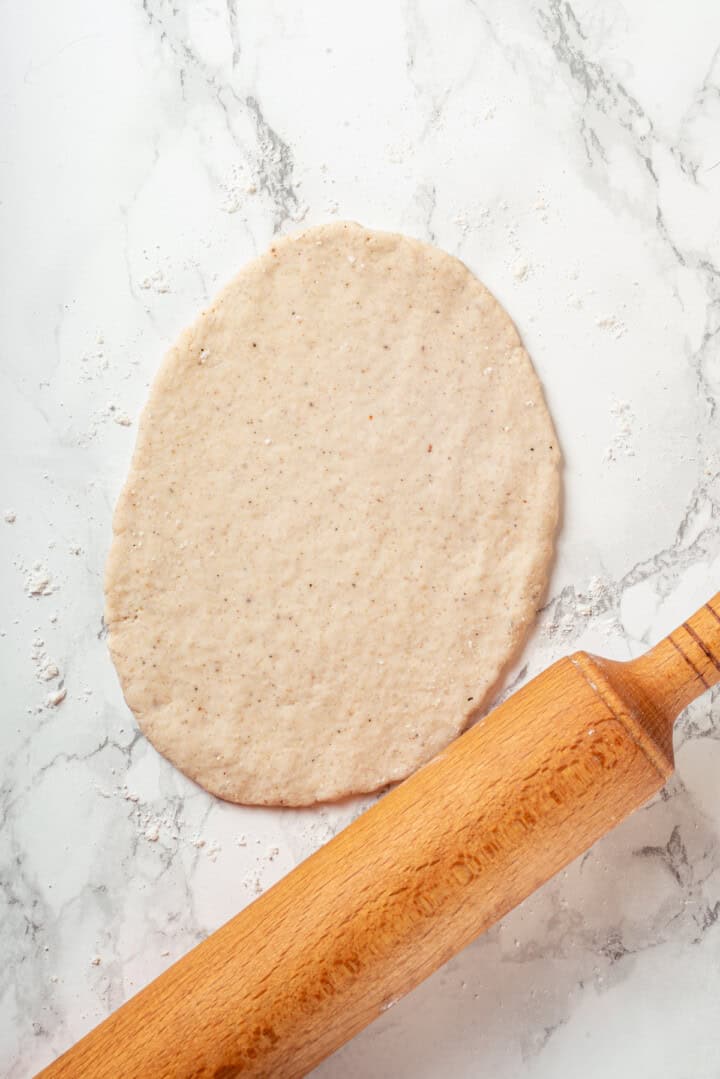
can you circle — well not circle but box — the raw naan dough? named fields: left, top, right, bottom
left=105, top=222, right=561, bottom=806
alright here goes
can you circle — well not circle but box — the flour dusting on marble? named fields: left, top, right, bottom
left=24, top=563, right=55, bottom=598
left=604, top=398, right=637, bottom=462
left=596, top=314, right=628, bottom=340
left=512, top=256, right=531, bottom=282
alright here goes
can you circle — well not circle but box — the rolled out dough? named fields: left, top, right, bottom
left=105, top=222, right=561, bottom=805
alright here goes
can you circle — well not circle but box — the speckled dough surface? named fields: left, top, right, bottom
left=105, top=222, right=561, bottom=805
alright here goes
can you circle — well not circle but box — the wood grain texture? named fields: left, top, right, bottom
left=38, top=594, right=720, bottom=1079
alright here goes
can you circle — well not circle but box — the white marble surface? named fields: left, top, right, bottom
left=2, top=1, right=720, bottom=1075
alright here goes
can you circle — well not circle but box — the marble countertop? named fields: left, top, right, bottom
left=3, top=2, right=720, bottom=1076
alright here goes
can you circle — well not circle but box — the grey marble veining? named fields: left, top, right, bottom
left=1, top=1, right=719, bottom=1076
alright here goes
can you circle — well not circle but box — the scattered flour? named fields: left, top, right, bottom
left=596, top=314, right=627, bottom=340
left=575, top=576, right=615, bottom=619
left=245, top=873, right=264, bottom=896
left=512, top=256, right=530, bottom=282
left=139, top=269, right=170, bottom=294
left=82, top=403, right=134, bottom=445
left=25, top=563, right=54, bottom=597
left=542, top=576, right=618, bottom=642
left=206, top=841, right=222, bottom=863
left=138, top=808, right=166, bottom=844
left=79, top=341, right=109, bottom=382
left=604, top=398, right=637, bottom=462
left=31, top=634, right=63, bottom=686
left=220, top=165, right=255, bottom=213
left=451, top=206, right=490, bottom=239
left=119, top=789, right=232, bottom=863
left=532, top=196, right=549, bottom=224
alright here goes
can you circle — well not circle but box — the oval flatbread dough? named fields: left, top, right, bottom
left=106, top=222, right=561, bottom=806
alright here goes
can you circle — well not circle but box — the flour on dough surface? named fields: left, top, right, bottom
left=105, top=221, right=561, bottom=805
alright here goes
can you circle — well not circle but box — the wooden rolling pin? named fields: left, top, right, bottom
left=39, top=595, right=720, bottom=1078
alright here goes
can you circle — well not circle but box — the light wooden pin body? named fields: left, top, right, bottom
left=39, top=596, right=720, bottom=1079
